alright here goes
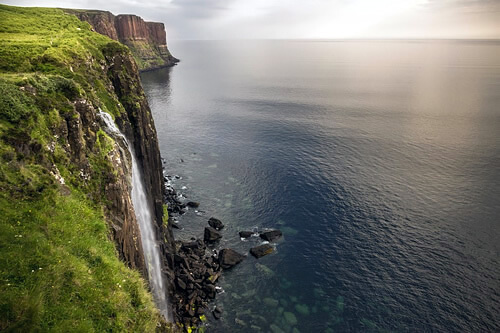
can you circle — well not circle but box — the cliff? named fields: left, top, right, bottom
left=0, top=5, right=175, bottom=331
left=65, top=9, right=179, bottom=71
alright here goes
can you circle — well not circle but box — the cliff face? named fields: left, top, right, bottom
left=103, top=44, right=176, bottom=282
left=0, top=5, right=174, bottom=331
left=66, top=9, right=179, bottom=71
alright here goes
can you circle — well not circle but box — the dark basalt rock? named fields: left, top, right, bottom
left=218, top=248, right=245, bottom=269
left=172, top=238, right=214, bottom=326
left=204, top=227, right=222, bottom=242
left=213, top=306, right=223, bottom=320
left=250, top=244, right=274, bottom=258
left=203, top=284, right=216, bottom=299
left=182, top=240, right=203, bottom=250
left=208, top=217, right=224, bottom=230
left=239, top=231, right=253, bottom=238
left=259, top=230, right=282, bottom=242
left=176, top=277, right=187, bottom=290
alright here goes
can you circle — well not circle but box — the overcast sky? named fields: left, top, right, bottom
left=4, top=0, right=500, bottom=40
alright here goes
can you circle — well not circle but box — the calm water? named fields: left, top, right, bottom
left=141, top=40, right=500, bottom=332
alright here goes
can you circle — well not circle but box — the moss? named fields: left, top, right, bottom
left=162, top=204, right=169, bottom=227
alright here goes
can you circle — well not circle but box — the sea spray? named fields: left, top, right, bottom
left=98, top=111, right=171, bottom=321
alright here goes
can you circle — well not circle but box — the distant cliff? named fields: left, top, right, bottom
left=65, top=9, right=179, bottom=71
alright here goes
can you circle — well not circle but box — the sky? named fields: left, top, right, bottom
left=4, top=0, right=500, bottom=40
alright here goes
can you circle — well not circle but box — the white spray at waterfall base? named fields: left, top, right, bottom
left=98, top=111, right=172, bottom=321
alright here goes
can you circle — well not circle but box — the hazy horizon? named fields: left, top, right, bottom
left=3, top=1, right=500, bottom=41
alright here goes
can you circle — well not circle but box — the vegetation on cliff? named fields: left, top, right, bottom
left=64, top=9, right=179, bottom=72
left=0, top=5, right=169, bottom=331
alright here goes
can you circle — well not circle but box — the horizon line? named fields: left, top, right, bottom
left=169, top=38, right=500, bottom=42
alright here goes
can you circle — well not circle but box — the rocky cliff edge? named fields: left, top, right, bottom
left=65, top=9, right=179, bottom=71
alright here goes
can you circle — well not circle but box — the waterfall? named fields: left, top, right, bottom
left=98, top=111, right=171, bottom=321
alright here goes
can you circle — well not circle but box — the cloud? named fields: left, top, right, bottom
left=421, top=0, right=500, bottom=12
left=2, top=0, right=499, bottom=39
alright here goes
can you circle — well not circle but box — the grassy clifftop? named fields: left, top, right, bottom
left=0, top=5, right=167, bottom=331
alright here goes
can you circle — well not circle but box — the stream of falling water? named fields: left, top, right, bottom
left=98, top=111, right=171, bottom=321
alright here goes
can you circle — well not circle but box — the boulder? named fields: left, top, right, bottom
left=250, top=244, right=274, bottom=258
left=176, top=277, right=187, bottom=290
left=259, top=230, right=282, bottom=242
left=219, top=248, right=245, bottom=269
left=239, top=231, right=253, bottom=238
left=203, top=284, right=216, bottom=299
left=208, top=217, right=224, bottom=230
left=204, top=227, right=222, bottom=242
left=213, top=306, right=223, bottom=320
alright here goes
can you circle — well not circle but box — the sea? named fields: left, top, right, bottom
left=141, top=40, right=500, bottom=332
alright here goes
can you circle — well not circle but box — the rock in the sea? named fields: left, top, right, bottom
left=204, top=227, right=222, bottom=242
left=239, top=231, right=253, bottom=238
left=250, top=244, right=274, bottom=258
left=219, top=248, right=245, bottom=269
left=186, top=201, right=200, bottom=208
left=260, top=230, right=282, bottom=242
left=213, top=306, right=223, bottom=320
left=208, top=217, right=224, bottom=230
left=203, top=284, right=216, bottom=299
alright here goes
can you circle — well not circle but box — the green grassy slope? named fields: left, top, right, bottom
left=0, top=5, right=165, bottom=331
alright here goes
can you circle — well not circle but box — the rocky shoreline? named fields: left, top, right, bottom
left=161, top=159, right=283, bottom=330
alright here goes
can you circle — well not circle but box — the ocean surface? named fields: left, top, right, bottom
left=141, top=40, right=500, bottom=332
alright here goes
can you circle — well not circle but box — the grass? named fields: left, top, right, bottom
left=125, top=40, right=170, bottom=70
left=0, top=4, right=169, bottom=331
left=0, top=192, right=158, bottom=332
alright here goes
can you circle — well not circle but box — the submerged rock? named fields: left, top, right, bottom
left=250, top=244, right=274, bottom=258
left=270, top=324, right=286, bottom=333
left=260, top=230, right=282, bottom=242
left=213, top=306, right=223, bottom=320
left=263, top=297, right=279, bottom=307
left=281, top=226, right=298, bottom=236
left=251, top=324, right=263, bottom=331
left=239, top=231, right=253, bottom=238
left=219, top=248, right=245, bottom=269
left=235, top=318, right=247, bottom=326
left=283, top=311, right=298, bottom=326
left=208, top=217, right=224, bottom=230
left=295, top=304, right=310, bottom=316
left=204, top=226, right=222, bottom=242
left=256, top=263, right=275, bottom=277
